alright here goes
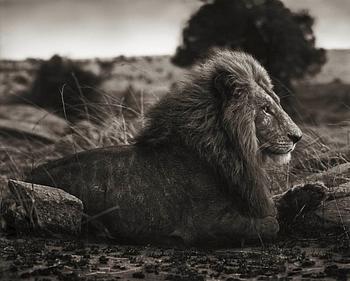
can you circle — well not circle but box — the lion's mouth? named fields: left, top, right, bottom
left=265, top=144, right=295, bottom=155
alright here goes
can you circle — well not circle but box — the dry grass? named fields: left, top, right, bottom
left=0, top=91, right=144, bottom=232
left=2, top=62, right=350, bottom=191
left=1, top=56, right=350, bottom=242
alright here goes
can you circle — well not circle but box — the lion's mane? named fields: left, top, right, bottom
left=135, top=50, right=273, bottom=217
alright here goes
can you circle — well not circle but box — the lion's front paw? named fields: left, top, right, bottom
left=291, top=182, right=328, bottom=195
left=284, top=182, right=327, bottom=210
left=254, top=216, right=279, bottom=239
left=276, top=182, right=328, bottom=223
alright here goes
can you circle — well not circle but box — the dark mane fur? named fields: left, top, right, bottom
left=135, top=50, right=274, bottom=217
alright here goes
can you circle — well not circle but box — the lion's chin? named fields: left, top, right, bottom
left=263, top=152, right=291, bottom=165
left=270, top=152, right=291, bottom=165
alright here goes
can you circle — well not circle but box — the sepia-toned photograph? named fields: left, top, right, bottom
left=0, top=0, right=349, bottom=280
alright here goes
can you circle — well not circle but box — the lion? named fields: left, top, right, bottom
left=26, top=49, right=304, bottom=246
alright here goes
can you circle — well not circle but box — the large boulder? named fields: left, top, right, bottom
left=2, top=180, right=83, bottom=235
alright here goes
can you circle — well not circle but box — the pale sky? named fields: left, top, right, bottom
left=0, top=0, right=349, bottom=59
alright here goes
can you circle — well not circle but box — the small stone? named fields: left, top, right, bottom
left=99, top=255, right=108, bottom=264
left=20, top=272, right=31, bottom=279
left=301, top=259, right=315, bottom=267
left=324, top=264, right=338, bottom=276
left=132, top=271, right=145, bottom=279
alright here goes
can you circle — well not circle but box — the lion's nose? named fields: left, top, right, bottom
left=288, top=133, right=302, bottom=144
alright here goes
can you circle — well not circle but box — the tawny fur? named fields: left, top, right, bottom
left=136, top=50, right=284, bottom=217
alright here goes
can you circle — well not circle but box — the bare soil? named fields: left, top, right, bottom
left=0, top=233, right=349, bottom=281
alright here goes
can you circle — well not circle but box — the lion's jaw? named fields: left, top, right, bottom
left=261, top=142, right=296, bottom=165
left=267, top=151, right=291, bottom=165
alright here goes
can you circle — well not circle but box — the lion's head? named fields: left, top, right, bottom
left=136, top=49, right=302, bottom=217
left=207, top=50, right=302, bottom=166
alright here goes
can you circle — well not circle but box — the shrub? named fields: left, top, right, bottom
left=28, top=55, right=103, bottom=122
left=172, top=0, right=326, bottom=114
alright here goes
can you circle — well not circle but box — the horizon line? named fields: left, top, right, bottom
left=1, top=48, right=350, bottom=62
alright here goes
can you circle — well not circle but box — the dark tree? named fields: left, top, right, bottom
left=29, top=55, right=103, bottom=122
left=173, top=0, right=326, bottom=113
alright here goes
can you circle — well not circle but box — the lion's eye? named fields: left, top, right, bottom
left=262, top=105, right=271, bottom=115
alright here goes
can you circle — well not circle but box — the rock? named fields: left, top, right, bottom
left=293, top=148, right=350, bottom=173
left=4, top=180, right=83, bottom=235
left=0, top=119, right=59, bottom=143
left=315, top=196, right=350, bottom=228
left=274, top=182, right=328, bottom=223
left=0, top=105, right=69, bottom=143
left=275, top=181, right=350, bottom=231
left=300, top=163, right=350, bottom=188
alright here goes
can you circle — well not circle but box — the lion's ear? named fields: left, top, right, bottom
left=214, top=72, right=242, bottom=100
